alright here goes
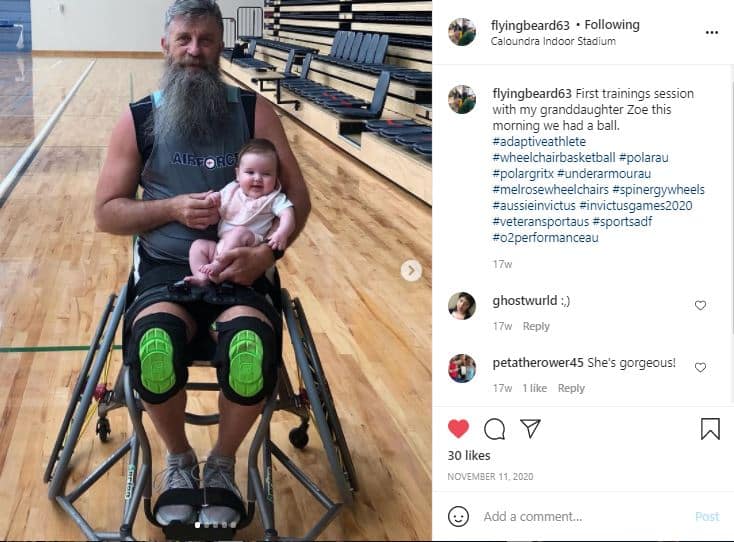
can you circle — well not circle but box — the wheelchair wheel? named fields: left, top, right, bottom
left=288, top=425, right=309, bottom=449
left=96, top=416, right=111, bottom=443
left=287, top=292, right=359, bottom=497
left=44, top=293, right=121, bottom=487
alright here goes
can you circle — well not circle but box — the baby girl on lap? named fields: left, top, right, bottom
left=186, top=138, right=295, bottom=285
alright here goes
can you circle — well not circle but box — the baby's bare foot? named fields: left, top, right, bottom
left=200, top=262, right=223, bottom=276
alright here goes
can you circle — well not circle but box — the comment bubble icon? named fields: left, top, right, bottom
left=484, top=418, right=506, bottom=440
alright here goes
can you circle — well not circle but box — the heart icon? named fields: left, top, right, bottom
left=448, top=419, right=469, bottom=438
left=695, top=300, right=707, bottom=310
left=695, top=362, right=707, bottom=373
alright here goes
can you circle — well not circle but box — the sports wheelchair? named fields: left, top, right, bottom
left=44, top=271, right=358, bottom=541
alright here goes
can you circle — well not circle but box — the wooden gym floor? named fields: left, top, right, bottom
left=0, top=53, right=431, bottom=541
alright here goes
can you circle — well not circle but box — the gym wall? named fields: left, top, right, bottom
left=29, top=0, right=262, bottom=52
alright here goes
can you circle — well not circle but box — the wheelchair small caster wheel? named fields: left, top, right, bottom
left=96, top=417, right=111, bottom=443
left=289, top=427, right=309, bottom=449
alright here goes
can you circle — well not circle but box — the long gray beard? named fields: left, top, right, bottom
left=148, top=59, right=228, bottom=144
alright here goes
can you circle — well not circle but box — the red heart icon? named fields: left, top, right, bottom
left=448, top=419, right=469, bottom=438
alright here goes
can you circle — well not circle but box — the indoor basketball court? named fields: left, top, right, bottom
left=0, top=0, right=431, bottom=540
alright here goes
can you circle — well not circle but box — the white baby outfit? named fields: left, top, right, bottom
left=217, top=181, right=293, bottom=245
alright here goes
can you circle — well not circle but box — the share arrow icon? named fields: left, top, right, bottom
left=520, top=419, right=541, bottom=439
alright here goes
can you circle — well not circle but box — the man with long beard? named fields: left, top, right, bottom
left=94, top=0, right=310, bottom=527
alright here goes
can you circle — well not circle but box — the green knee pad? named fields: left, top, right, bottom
left=139, top=328, right=176, bottom=394
left=228, top=330, right=264, bottom=397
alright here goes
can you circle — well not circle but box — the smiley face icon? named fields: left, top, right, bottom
left=448, top=505, right=469, bottom=527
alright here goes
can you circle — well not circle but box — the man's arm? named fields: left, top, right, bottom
left=95, top=108, right=219, bottom=235
left=254, top=95, right=311, bottom=242
left=210, top=97, right=310, bottom=284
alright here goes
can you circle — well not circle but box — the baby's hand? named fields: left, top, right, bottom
left=267, top=232, right=288, bottom=251
left=205, top=191, right=221, bottom=207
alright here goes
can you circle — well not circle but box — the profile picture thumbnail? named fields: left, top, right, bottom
left=448, top=291, right=476, bottom=320
left=448, top=354, right=476, bottom=383
left=448, top=18, right=476, bottom=46
left=448, top=85, right=476, bottom=114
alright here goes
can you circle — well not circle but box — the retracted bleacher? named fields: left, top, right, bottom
left=221, top=1, right=432, bottom=204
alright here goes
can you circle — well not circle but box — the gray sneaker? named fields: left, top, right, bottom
left=199, top=455, right=242, bottom=526
left=155, top=449, right=198, bottom=525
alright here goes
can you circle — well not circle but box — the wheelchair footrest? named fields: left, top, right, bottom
left=149, top=488, right=250, bottom=536
left=162, top=521, right=237, bottom=541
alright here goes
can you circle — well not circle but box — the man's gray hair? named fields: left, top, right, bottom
left=164, top=0, right=223, bottom=36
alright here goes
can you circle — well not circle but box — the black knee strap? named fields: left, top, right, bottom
left=125, top=280, right=280, bottom=332
left=127, top=313, right=189, bottom=404
left=214, top=317, right=277, bottom=405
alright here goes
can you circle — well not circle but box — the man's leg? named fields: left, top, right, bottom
left=212, top=304, right=272, bottom=454
left=131, top=301, right=199, bottom=524
left=145, top=388, right=189, bottom=452
left=213, top=394, right=264, bottom=457
left=201, top=305, right=274, bottom=524
left=133, top=301, right=197, bottom=452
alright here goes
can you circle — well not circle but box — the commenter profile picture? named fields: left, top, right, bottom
left=448, top=18, right=476, bottom=46
left=448, top=291, right=476, bottom=320
left=449, top=354, right=476, bottom=383
left=448, top=85, right=476, bottom=114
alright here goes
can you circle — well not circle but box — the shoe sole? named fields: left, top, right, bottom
left=199, top=508, right=240, bottom=527
left=156, top=506, right=196, bottom=526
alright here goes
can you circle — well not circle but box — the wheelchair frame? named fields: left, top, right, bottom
left=43, top=283, right=358, bottom=541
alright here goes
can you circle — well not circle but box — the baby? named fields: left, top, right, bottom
left=186, top=138, right=295, bottom=285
